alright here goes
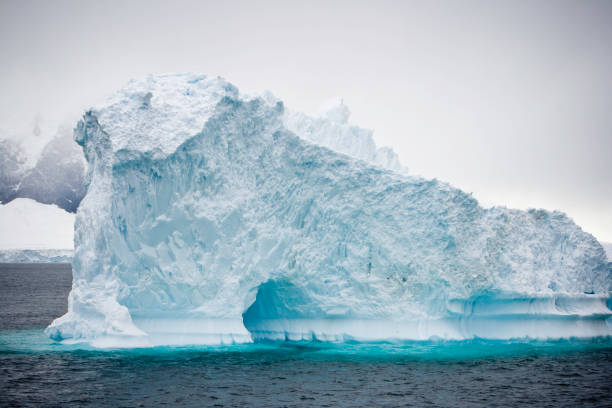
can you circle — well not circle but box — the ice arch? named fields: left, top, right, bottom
left=46, top=74, right=611, bottom=347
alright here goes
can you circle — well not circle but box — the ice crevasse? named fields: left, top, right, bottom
left=46, top=73, right=612, bottom=347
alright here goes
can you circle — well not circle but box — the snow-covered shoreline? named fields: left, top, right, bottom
left=0, top=248, right=73, bottom=263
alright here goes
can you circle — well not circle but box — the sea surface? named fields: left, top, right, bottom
left=1, top=263, right=611, bottom=407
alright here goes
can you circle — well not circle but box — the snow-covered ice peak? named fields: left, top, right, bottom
left=92, top=73, right=240, bottom=159
left=284, top=98, right=405, bottom=173
left=46, top=73, right=611, bottom=347
left=316, top=97, right=351, bottom=124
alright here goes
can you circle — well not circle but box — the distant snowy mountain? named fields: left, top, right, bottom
left=0, top=130, right=86, bottom=213
left=17, top=131, right=86, bottom=212
left=0, top=138, right=28, bottom=204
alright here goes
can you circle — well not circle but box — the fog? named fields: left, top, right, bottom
left=0, top=0, right=610, bottom=240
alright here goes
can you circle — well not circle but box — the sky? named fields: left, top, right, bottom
left=0, top=0, right=611, bottom=241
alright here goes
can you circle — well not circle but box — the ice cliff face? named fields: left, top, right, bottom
left=46, top=74, right=611, bottom=347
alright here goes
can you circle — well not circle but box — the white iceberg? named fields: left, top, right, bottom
left=46, top=74, right=611, bottom=347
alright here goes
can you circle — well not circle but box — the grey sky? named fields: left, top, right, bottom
left=1, top=0, right=611, bottom=241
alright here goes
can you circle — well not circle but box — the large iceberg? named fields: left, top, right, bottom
left=46, top=74, right=611, bottom=347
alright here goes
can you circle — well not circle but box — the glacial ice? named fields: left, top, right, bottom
left=0, top=198, right=74, bottom=263
left=603, top=242, right=612, bottom=260
left=283, top=97, right=406, bottom=173
left=46, top=73, right=612, bottom=347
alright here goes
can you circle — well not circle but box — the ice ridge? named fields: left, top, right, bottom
left=284, top=96, right=406, bottom=173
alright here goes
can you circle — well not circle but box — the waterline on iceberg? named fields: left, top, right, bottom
left=46, top=294, right=612, bottom=348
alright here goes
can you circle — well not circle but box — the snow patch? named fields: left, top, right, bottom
left=0, top=198, right=74, bottom=250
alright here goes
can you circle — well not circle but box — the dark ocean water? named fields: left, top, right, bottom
left=1, top=263, right=612, bottom=407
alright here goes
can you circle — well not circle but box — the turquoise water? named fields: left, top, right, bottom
left=2, top=263, right=612, bottom=407
left=3, top=327, right=612, bottom=362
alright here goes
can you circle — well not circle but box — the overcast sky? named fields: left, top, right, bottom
left=0, top=0, right=611, bottom=241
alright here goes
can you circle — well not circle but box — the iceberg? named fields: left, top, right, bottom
left=46, top=73, right=611, bottom=347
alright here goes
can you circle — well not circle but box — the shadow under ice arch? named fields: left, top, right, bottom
left=242, top=279, right=612, bottom=343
